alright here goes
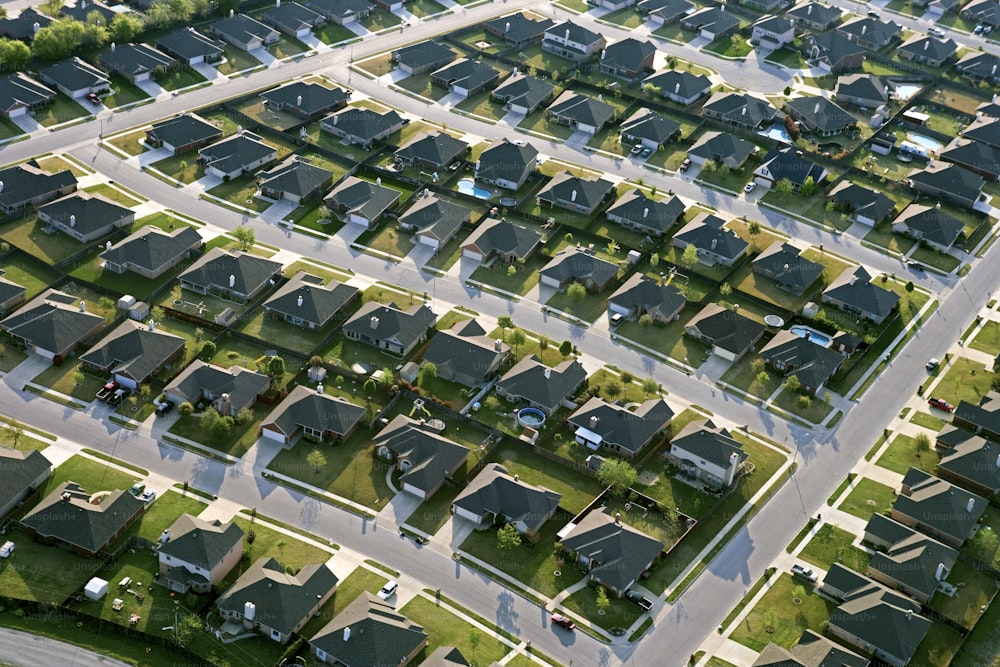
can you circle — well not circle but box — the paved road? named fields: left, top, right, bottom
left=0, top=627, right=132, bottom=667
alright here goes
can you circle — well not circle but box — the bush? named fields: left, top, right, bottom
left=200, top=341, right=216, bottom=359
left=178, top=402, right=194, bottom=416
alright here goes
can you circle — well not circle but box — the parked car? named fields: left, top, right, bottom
left=867, top=10, right=880, bottom=18
left=551, top=614, right=576, bottom=631
left=928, top=397, right=954, bottom=412
left=96, top=381, right=119, bottom=402
left=926, top=358, right=939, bottom=371
left=679, top=158, right=692, bottom=172
left=128, top=482, right=146, bottom=497
left=86, top=93, right=102, bottom=105
left=139, top=490, right=156, bottom=503
left=377, top=581, right=398, bottom=600
left=626, top=590, right=653, bottom=611
left=791, top=564, right=818, bottom=582
left=640, top=147, right=653, bottom=158
left=609, top=312, right=624, bottom=326
left=155, top=400, right=175, bottom=417
left=929, top=27, right=945, bottom=36
left=974, top=24, right=984, bottom=34
left=907, top=261, right=925, bottom=271
left=744, top=182, right=757, bottom=193
left=106, top=388, right=128, bottom=406
left=631, top=144, right=643, bottom=155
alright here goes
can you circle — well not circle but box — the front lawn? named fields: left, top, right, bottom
left=729, top=573, right=836, bottom=651
left=228, top=516, right=331, bottom=586
left=83, top=183, right=144, bottom=207
left=405, top=483, right=464, bottom=536
left=401, top=596, right=510, bottom=665
left=517, top=110, right=576, bottom=140
left=205, top=175, right=271, bottom=212
left=299, top=567, right=388, bottom=639
left=32, top=362, right=109, bottom=405
left=0, top=530, right=96, bottom=602
left=106, top=130, right=149, bottom=157
left=559, top=582, right=645, bottom=632
left=703, top=36, right=752, bottom=60
left=360, top=7, right=402, bottom=31
left=876, top=433, right=937, bottom=475
left=455, top=90, right=508, bottom=121
left=771, top=388, right=834, bottom=424
left=35, top=155, right=92, bottom=178
left=932, top=356, right=993, bottom=407
left=765, top=47, right=805, bottom=69
left=910, top=411, right=945, bottom=431
left=44, top=454, right=139, bottom=497
left=125, top=490, right=206, bottom=542
left=0, top=117, right=24, bottom=140
left=970, top=320, right=1000, bottom=356
left=150, top=152, right=206, bottom=183
left=408, top=0, right=448, bottom=17
left=797, top=523, right=870, bottom=573
left=215, top=45, right=261, bottom=76
left=837, top=477, right=897, bottom=521
left=155, top=67, right=208, bottom=91
left=722, top=354, right=782, bottom=399
left=354, top=222, right=417, bottom=258
left=614, top=306, right=712, bottom=366
left=545, top=285, right=610, bottom=323
left=102, top=76, right=150, bottom=108
left=167, top=404, right=271, bottom=458
left=0, top=345, right=29, bottom=373
left=34, top=93, right=89, bottom=127
left=313, top=22, right=356, bottom=45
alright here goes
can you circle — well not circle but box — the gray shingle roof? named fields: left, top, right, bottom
left=263, top=271, right=358, bottom=327
left=560, top=509, right=664, bottom=591
left=164, top=360, right=271, bottom=410
left=941, top=137, right=1000, bottom=176
left=100, top=224, right=203, bottom=274
left=752, top=242, right=824, bottom=292
left=759, top=330, right=845, bottom=390
left=0, top=8, right=51, bottom=40
left=899, top=34, right=958, bottom=62
left=392, top=40, right=456, bottom=70
left=0, top=161, right=76, bottom=213
left=0, top=448, right=50, bottom=514
left=540, top=249, right=619, bottom=289
left=837, top=17, right=902, bottom=47
left=895, top=467, right=988, bottom=544
left=805, top=31, right=864, bottom=67
left=786, top=96, right=857, bottom=134
left=0, top=289, right=106, bottom=356
left=61, top=2, right=117, bottom=24
left=476, top=139, right=538, bottom=184
left=606, top=189, right=685, bottom=234
left=495, top=355, right=587, bottom=413
left=545, top=20, right=603, bottom=47
left=99, top=43, right=176, bottom=79
left=669, top=419, right=748, bottom=471
left=159, top=514, right=244, bottom=570
left=835, top=73, right=888, bottom=104
left=308, top=0, right=375, bottom=21
left=257, top=158, right=334, bottom=199
left=38, top=192, right=132, bottom=238
left=398, top=194, right=472, bottom=242
left=0, top=73, right=55, bottom=114
left=682, top=7, right=740, bottom=34
left=342, top=301, right=437, bottom=351
left=178, top=247, right=283, bottom=295
left=374, top=414, right=471, bottom=495
left=956, top=52, right=1000, bottom=80
left=461, top=218, right=542, bottom=261
left=827, top=181, right=895, bottom=222
left=787, top=2, right=843, bottom=26
left=79, top=320, right=186, bottom=383
left=865, top=514, right=958, bottom=601
left=641, top=70, right=711, bottom=101
left=0, top=274, right=26, bottom=309
left=600, top=37, right=655, bottom=72
left=687, top=131, right=757, bottom=165
left=685, top=303, right=765, bottom=356
left=892, top=204, right=965, bottom=247
left=157, top=28, right=225, bottom=62
left=830, top=587, right=930, bottom=665
left=309, top=593, right=427, bottom=666
left=21, top=482, right=145, bottom=555
left=197, top=133, right=277, bottom=176
left=211, top=13, right=278, bottom=43
left=537, top=171, right=614, bottom=212
left=673, top=213, right=749, bottom=261
left=962, top=117, right=1000, bottom=149
left=619, top=108, right=681, bottom=145
left=938, top=436, right=1000, bottom=494
left=262, top=2, right=324, bottom=33
left=325, top=176, right=401, bottom=221
left=609, top=273, right=686, bottom=321
left=752, top=630, right=868, bottom=667
left=568, top=397, right=674, bottom=456
left=547, top=90, right=616, bottom=128
left=263, top=384, right=367, bottom=439
left=423, top=318, right=507, bottom=384
left=38, top=57, right=110, bottom=94
left=260, top=81, right=350, bottom=116
left=147, top=114, right=222, bottom=151
left=484, top=12, right=554, bottom=42
left=323, top=107, right=405, bottom=144
left=431, top=58, right=501, bottom=92
left=757, top=148, right=827, bottom=187
left=753, top=15, right=793, bottom=34
left=823, top=266, right=899, bottom=320
left=394, top=132, right=469, bottom=168
left=453, top=463, right=561, bottom=533
left=491, top=74, right=555, bottom=112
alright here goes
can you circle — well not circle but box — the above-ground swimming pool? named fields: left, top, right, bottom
left=790, top=325, right=832, bottom=347
left=517, top=407, right=546, bottom=428
left=907, top=133, right=943, bottom=152
left=457, top=178, right=492, bottom=199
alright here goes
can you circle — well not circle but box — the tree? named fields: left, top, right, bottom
left=719, top=281, right=732, bottom=296
left=747, top=221, right=761, bottom=248
left=620, top=370, right=634, bottom=385
left=559, top=340, right=573, bottom=358
left=639, top=313, right=654, bottom=328
left=200, top=340, right=216, bottom=359
left=680, top=243, right=699, bottom=269
left=306, top=448, right=327, bottom=473
left=731, top=34, right=743, bottom=51
left=496, top=523, right=521, bottom=551
left=783, top=86, right=792, bottom=96
left=72, top=371, right=85, bottom=386
left=649, top=252, right=659, bottom=267
left=641, top=378, right=659, bottom=398
left=751, top=358, right=766, bottom=375
left=796, top=394, right=812, bottom=411
left=538, top=335, right=549, bottom=351
left=597, top=459, right=639, bottom=497
left=212, top=416, right=234, bottom=440
left=469, top=629, right=481, bottom=663
left=109, top=13, right=144, bottom=43
left=914, top=433, right=931, bottom=456
left=756, top=371, right=770, bottom=387
left=0, top=39, right=30, bottom=69
left=606, top=240, right=620, bottom=256
left=199, top=407, right=221, bottom=432
left=483, top=395, right=501, bottom=411
left=506, top=264, right=517, bottom=277
left=784, top=374, right=801, bottom=393
left=174, top=611, right=202, bottom=646
left=497, top=315, right=513, bottom=337
left=267, top=356, right=285, bottom=379
left=151, top=305, right=165, bottom=322
left=418, top=362, right=437, bottom=387
left=178, top=401, right=194, bottom=416
left=775, top=178, right=794, bottom=199
left=667, top=55, right=677, bottom=69
left=233, top=225, right=255, bottom=251
left=5, top=421, right=24, bottom=450
left=603, top=379, right=624, bottom=401
left=596, top=586, right=610, bottom=613
left=509, top=328, right=526, bottom=356
left=567, top=281, right=587, bottom=301
left=800, top=176, right=816, bottom=197
left=905, top=281, right=914, bottom=292
left=98, top=296, right=116, bottom=316
left=235, top=407, right=253, bottom=425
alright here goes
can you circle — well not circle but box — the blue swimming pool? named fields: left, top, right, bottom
left=758, top=124, right=792, bottom=143
left=790, top=325, right=832, bottom=347
left=907, top=133, right=943, bottom=151
left=457, top=178, right=492, bottom=199
left=893, top=84, right=922, bottom=100
left=517, top=407, right=546, bottom=428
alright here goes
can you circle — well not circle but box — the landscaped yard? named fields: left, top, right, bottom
left=228, top=516, right=331, bottom=585
left=313, top=22, right=357, bottom=46
left=797, top=523, right=870, bottom=573
left=517, top=110, right=576, bottom=140
left=876, top=433, right=937, bottom=475
left=722, top=354, right=783, bottom=399
left=106, top=130, right=149, bottom=157
left=771, top=387, right=834, bottom=424
left=215, top=45, right=262, bottom=76
left=0, top=530, right=96, bottom=602
left=0, top=257, right=60, bottom=300
left=401, top=596, right=510, bottom=665
left=970, top=320, right=1000, bottom=356
left=730, top=573, right=835, bottom=651
left=910, top=622, right=966, bottom=667
left=299, top=566, right=388, bottom=639
left=931, top=356, right=993, bottom=407
left=32, top=358, right=112, bottom=405
left=545, top=283, right=611, bottom=323
left=703, top=36, right=752, bottom=60
left=83, top=183, right=144, bottom=207
left=168, top=404, right=272, bottom=458
left=126, top=490, right=206, bottom=542
left=929, top=559, right=999, bottom=630
left=155, top=67, right=208, bottom=92
left=102, top=76, right=150, bottom=108
left=150, top=152, right=206, bottom=183
left=560, top=582, right=646, bottom=632
left=354, top=222, right=417, bottom=258
left=837, top=477, right=897, bottom=521
left=470, top=236, right=567, bottom=296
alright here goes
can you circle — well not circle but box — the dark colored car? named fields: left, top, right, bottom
left=679, top=158, right=692, bottom=172
left=86, top=93, right=102, bottom=105
left=96, top=381, right=119, bottom=401
left=928, top=397, right=954, bottom=412
left=626, top=591, right=653, bottom=611
left=106, top=388, right=128, bottom=406
left=155, top=400, right=175, bottom=417
left=551, top=614, right=576, bottom=631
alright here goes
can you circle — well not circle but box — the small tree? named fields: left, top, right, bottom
left=596, top=586, right=610, bottom=614
left=497, top=315, right=514, bottom=337
left=497, top=523, right=522, bottom=551
left=567, top=281, right=587, bottom=301
left=784, top=374, right=801, bottom=393
left=756, top=371, right=770, bottom=387
left=306, top=448, right=327, bottom=473
left=905, top=281, right=914, bottom=292
left=641, top=378, right=659, bottom=397
left=200, top=407, right=220, bottom=432
left=796, top=394, right=812, bottom=411
left=776, top=178, right=795, bottom=199
left=914, top=433, right=931, bottom=456
left=783, top=86, right=792, bottom=96
left=538, top=335, right=549, bottom=351
left=418, top=362, right=437, bottom=387
left=151, top=305, right=165, bottom=322
left=606, top=240, right=620, bottom=256
left=751, top=358, right=766, bottom=375
left=483, top=395, right=501, bottom=412
left=559, top=340, right=573, bottom=358
left=680, top=243, right=699, bottom=269
left=72, top=371, right=85, bottom=386
left=597, top=459, right=639, bottom=497
left=747, top=221, right=761, bottom=248
left=178, top=402, right=194, bottom=416
left=5, top=421, right=24, bottom=449
left=603, top=379, right=624, bottom=402
left=620, top=370, right=634, bottom=385
left=719, top=281, right=732, bottom=296
left=509, top=328, right=526, bottom=356
left=200, top=340, right=216, bottom=360
left=469, top=629, right=481, bottom=663
left=232, top=225, right=255, bottom=251
left=507, top=264, right=517, bottom=277
left=212, top=416, right=234, bottom=440
left=235, top=407, right=253, bottom=425
left=639, top=313, right=654, bottom=328
left=650, top=252, right=659, bottom=267
left=800, top=176, right=816, bottom=197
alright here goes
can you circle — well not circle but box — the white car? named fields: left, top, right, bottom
left=791, top=564, right=818, bottom=582
left=744, top=182, right=758, bottom=193
left=139, top=490, right=157, bottom=503
left=377, top=581, right=398, bottom=600
left=928, top=27, right=945, bottom=36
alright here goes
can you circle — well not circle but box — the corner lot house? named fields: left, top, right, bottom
left=38, top=192, right=134, bottom=243
left=98, top=43, right=176, bottom=84
left=495, top=355, right=587, bottom=416
left=606, top=189, right=684, bottom=237
left=164, top=360, right=271, bottom=416
left=665, top=419, right=747, bottom=489
left=263, top=271, right=358, bottom=330
left=751, top=15, right=794, bottom=49
left=536, top=171, right=614, bottom=216
left=598, top=38, right=656, bottom=80
left=100, top=225, right=204, bottom=279
left=759, top=330, right=846, bottom=396
left=211, top=14, right=280, bottom=52
left=821, top=266, right=898, bottom=325
left=0, top=289, right=107, bottom=361
left=891, top=204, right=965, bottom=252
left=0, top=161, right=77, bottom=214
left=145, top=114, right=223, bottom=155
left=260, top=384, right=367, bottom=446
left=452, top=463, right=561, bottom=537
left=397, top=194, right=472, bottom=250
left=324, top=176, right=402, bottom=228
left=391, top=40, right=456, bottom=75
left=891, top=467, right=987, bottom=548
left=179, top=247, right=283, bottom=302
left=79, top=320, right=187, bottom=390
left=0, top=73, right=55, bottom=119
left=373, top=414, right=470, bottom=500
left=461, top=217, right=542, bottom=264
left=608, top=274, right=685, bottom=323
left=423, top=319, right=508, bottom=387
left=321, top=107, right=407, bottom=149
left=684, top=303, right=766, bottom=361
left=753, top=630, right=868, bottom=667
left=539, top=248, right=619, bottom=293
left=198, top=132, right=278, bottom=180
left=158, top=514, right=244, bottom=594
left=568, top=396, right=673, bottom=458
left=474, top=139, right=538, bottom=191
left=156, top=27, right=225, bottom=65
left=309, top=593, right=428, bottom=666
left=260, top=81, right=350, bottom=121
left=0, top=448, right=51, bottom=519
left=38, top=57, right=111, bottom=99
left=672, top=212, right=748, bottom=267
left=484, top=12, right=554, bottom=46
left=342, top=301, right=437, bottom=357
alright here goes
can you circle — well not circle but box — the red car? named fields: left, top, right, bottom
left=928, top=397, right=954, bottom=412
left=679, top=158, right=692, bottom=172
left=551, top=614, right=576, bottom=631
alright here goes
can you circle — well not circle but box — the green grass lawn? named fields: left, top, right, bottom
left=1, top=214, right=89, bottom=264
left=765, top=47, right=805, bottom=69
left=395, top=72, right=450, bottom=101
left=953, top=580, right=1000, bottom=666
left=484, top=445, right=604, bottom=515
left=910, top=621, right=966, bottom=667
left=0, top=257, right=60, bottom=300
left=167, top=404, right=271, bottom=458
left=33, top=93, right=89, bottom=127
left=106, top=129, right=148, bottom=157
left=797, top=523, right=870, bottom=573
left=970, top=320, right=1000, bottom=356
left=0, top=529, right=96, bottom=602
left=876, top=433, right=937, bottom=475
left=401, top=596, right=510, bottom=665
left=863, top=221, right=918, bottom=256
left=614, top=307, right=712, bottom=366
left=35, top=155, right=91, bottom=178
left=932, top=356, right=993, bottom=407
left=601, top=7, right=645, bottom=28
left=125, top=490, right=206, bottom=542
left=545, top=285, right=610, bottom=323
left=703, top=36, right=752, bottom=60
left=910, top=411, right=945, bottom=431
left=470, top=236, right=566, bottom=296
left=235, top=311, right=328, bottom=356
left=313, top=21, right=356, bottom=45
left=837, top=477, right=897, bottom=521
left=517, top=110, right=576, bottom=140
left=44, top=454, right=139, bottom=497
left=227, top=516, right=331, bottom=585
left=730, top=573, right=836, bottom=651
left=929, top=559, right=999, bottom=630
left=771, top=388, right=834, bottom=424
left=0, top=116, right=24, bottom=140
left=83, top=183, right=144, bottom=207
left=31, top=362, right=109, bottom=405
left=0, top=345, right=29, bottom=373
left=155, top=67, right=207, bottom=91
left=360, top=7, right=402, bottom=31
left=408, top=0, right=448, bottom=16
left=216, top=45, right=261, bottom=75
left=722, top=354, right=783, bottom=399
left=102, top=76, right=150, bottom=109
left=354, top=223, right=417, bottom=258
left=455, top=90, right=508, bottom=121
left=559, top=582, right=645, bottom=631
left=149, top=151, right=205, bottom=183
left=299, top=566, right=388, bottom=639
left=909, top=244, right=962, bottom=273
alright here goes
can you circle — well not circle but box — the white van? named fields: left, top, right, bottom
left=0, top=541, right=14, bottom=558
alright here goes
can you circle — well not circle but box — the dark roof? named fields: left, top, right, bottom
left=753, top=15, right=793, bottom=34
left=956, top=52, right=1000, bottom=80
left=38, top=192, right=131, bottom=238
left=257, top=158, right=334, bottom=199
left=38, top=57, right=110, bottom=93
left=211, top=13, right=278, bottom=43
left=600, top=37, right=655, bottom=72
left=835, top=73, right=888, bottom=104
left=309, top=593, right=427, bottom=666
left=941, top=137, right=1000, bottom=175
left=962, top=117, right=1000, bottom=148
left=786, top=96, right=856, bottom=134
left=547, top=90, right=616, bottom=128
left=0, top=161, right=77, bottom=212
left=261, top=81, right=350, bottom=116
left=264, top=385, right=367, bottom=439
left=423, top=319, right=507, bottom=384
left=79, top=320, right=186, bottom=382
left=263, top=271, right=358, bottom=326
left=568, top=397, right=674, bottom=456
left=641, top=70, right=711, bottom=100
left=423, top=646, right=470, bottom=667
left=865, top=515, right=958, bottom=600
left=100, top=224, right=202, bottom=273
left=669, top=419, right=748, bottom=470
left=99, top=43, right=175, bottom=79
left=325, top=176, right=401, bottom=220
left=674, top=213, right=749, bottom=261
left=540, top=249, right=619, bottom=288
left=159, top=514, right=244, bottom=570
left=262, top=2, right=324, bottom=32
left=197, top=133, right=277, bottom=175
left=392, top=40, right=456, bottom=70
left=165, top=360, right=271, bottom=408
left=892, top=204, right=965, bottom=247
left=787, top=2, right=843, bottom=25
left=491, top=74, right=555, bottom=111
left=899, top=34, right=958, bottom=62
left=939, top=436, right=1000, bottom=494
left=453, top=463, right=561, bottom=533
left=757, top=148, right=827, bottom=187
left=537, top=171, right=615, bottom=211
left=0, top=274, right=27, bottom=307
left=827, top=181, right=895, bottom=221
left=484, top=12, right=554, bottom=42
left=0, top=289, right=105, bottom=355
left=398, top=194, right=471, bottom=242
left=476, top=139, right=539, bottom=184
left=496, top=355, right=587, bottom=412
left=462, top=217, right=542, bottom=260
left=157, top=27, right=225, bottom=61
left=609, top=273, right=686, bottom=320
left=752, top=630, right=868, bottom=667
left=21, top=482, right=144, bottom=554
left=61, top=1, right=117, bottom=24
left=896, top=467, right=988, bottom=543
left=686, top=303, right=766, bottom=355
left=545, top=20, right=603, bottom=47
left=560, top=509, right=664, bottom=591
left=0, top=73, right=55, bottom=114
left=607, top=189, right=684, bottom=234
left=703, top=92, right=777, bottom=128
left=373, top=414, right=471, bottom=495
left=688, top=131, right=757, bottom=164
left=308, top=0, right=375, bottom=20
left=0, top=448, right=50, bottom=514
left=638, top=0, right=694, bottom=15
left=682, top=7, right=740, bottom=34
left=837, top=17, right=901, bottom=46
left=394, top=132, right=469, bottom=168
left=324, top=107, right=405, bottom=143
left=0, top=8, right=51, bottom=41
left=752, top=242, right=824, bottom=292
left=805, top=31, right=864, bottom=65
left=619, top=108, right=681, bottom=145
left=342, top=301, right=437, bottom=350
left=431, top=58, right=501, bottom=91
left=179, top=247, right=282, bottom=294
left=760, top=331, right=845, bottom=390
left=823, top=266, right=899, bottom=320
left=147, top=114, right=222, bottom=150
left=830, top=587, right=931, bottom=665
left=954, top=392, right=1000, bottom=437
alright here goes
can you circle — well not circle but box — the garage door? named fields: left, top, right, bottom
left=419, top=235, right=439, bottom=249
left=462, top=249, right=483, bottom=261
left=9, top=106, right=26, bottom=118
left=260, top=427, right=286, bottom=444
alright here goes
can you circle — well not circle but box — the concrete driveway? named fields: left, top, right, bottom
left=697, top=353, right=733, bottom=382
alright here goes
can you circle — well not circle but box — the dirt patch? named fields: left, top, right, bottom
left=638, top=470, right=659, bottom=486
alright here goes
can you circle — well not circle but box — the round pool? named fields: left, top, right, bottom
left=517, top=407, right=546, bottom=429
left=457, top=178, right=492, bottom=200
left=789, top=325, right=832, bottom=348
left=764, top=315, right=785, bottom=327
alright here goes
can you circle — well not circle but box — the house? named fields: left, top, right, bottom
left=210, top=14, right=280, bottom=52
left=687, top=131, right=758, bottom=170
left=19, top=482, right=145, bottom=558
left=324, top=176, right=401, bottom=227
left=197, top=132, right=277, bottom=180
left=641, top=70, right=711, bottom=106
left=321, top=107, right=406, bottom=148
left=0, top=161, right=77, bottom=214
left=98, top=43, right=176, bottom=84
left=257, top=158, right=335, bottom=204
left=953, top=391, right=1000, bottom=440
left=371, top=0, right=403, bottom=10
left=569, top=396, right=673, bottom=458
left=638, top=0, right=694, bottom=26
left=484, top=12, right=554, bottom=46
left=665, top=419, right=747, bottom=489
left=0, top=273, right=27, bottom=316
left=260, top=81, right=350, bottom=121
left=962, top=0, right=1000, bottom=27
left=536, top=171, right=614, bottom=215
left=962, top=116, right=1000, bottom=149
left=542, top=21, right=607, bottom=62
left=452, top=463, right=561, bottom=536
left=837, top=17, right=902, bottom=50
left=430, top=59, right=501, bottom=99
left=0, top=73, right=55, bottom=119
left=822, top=266, right=898, bottom=325
left=559, top=509, right=664, bottom=597
left=760, top=330, right=846, bottom=395
left=391, top=41, right=456, bottom=75
left=940, top=137, right=1000, bottom=181
left=158, top=514, right=244, bottom=594
left=217, top=558, right=337, bottom=645
left=38, top=57, right=111, bottom=99
left=826, top=181, right=896, bottom=226
left=0, top=448, right=51, bottom=519
left=681, top=7, right=741, bottom=39
left=495, top=355, right=587, bottom=416
left=754, top=148, right=828, bottom=190
left=863, top=514, right=957, bottom=604
left=835, top=73, right=889, bottom=108
left=145, top=114, right=223, bottom=155
left=934, top=432, right=1000, bottom=497
left=423, top=319, right=508, bottom=387
left=599, top=38, right=656, bottom=79
left=539, top=248, right=619, bottom=293
left=179, top=247, right=283, bottom=302
left=787, top=2, right=843, bottom=32
left=751, top=242, right=824, bottom=295
left=891, top=204, right=966, bottom=252
left=907, top=162, right=985, bottom=209
left=801, top=31, right=865, bottom=74
left=261, top=2, right=325, bottom=38
left=397, top=194, right=472, bottom=250
left=751, top=15, right=795, bottom=49
left=606, top=189, right=685, bottom=236
left=342, top=301, right=437, bottom=357
left=491, top=74, right=555, bottom=115
left=100, top=225, right=203, bottom=279
left=892, top=467, right=988, bottom=548
left=79, top=320, right=186, bottom=390
left=545, top=91, right=617, bottom=135
left=618, top=109, right=682, bottom=151
left=37, top=192, right=133, bottom=244
left=260, top=385, right=367, bottom=446
left=461, top=217, right=542, bottom=264
left=475, top=139, right=538, bottom=191
left=672, top=212, right=749, bottom=267
left=608, top=274, right=686, bottom=323
left=308, top=0, right=374, bottom=25
left=164, top=360, right=271, bottom=416
left=701, top=92, right=777, bottom=132
left=898, top=35, right=958, bottom=68
left=373, top=415, right=470, bottom=500
left=156, top=27, right=225, bottom=66
left=394, top=133, right=469, bottom=171
left=954, top=52, right=1000, bottom=85
left=685, top=303, right=766, bottom=361
left=0, top=8, right=51, bottom=41
left=263, top=271, right=358, bottom=330
left=785, top=96, right=857, bottom=136
left=0, top=289, right=107, bottom=361
left=753, top=630, right=870, bottom=667
left=60, top=1, right=118, bottom=24
left=927, top=0, right=961, bottom=13
left=310, top=593, right=428, bottom=667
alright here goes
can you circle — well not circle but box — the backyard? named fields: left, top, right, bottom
left=484, top=445, right=605, bottom=514
left=0, top=530, right=97, bottom=603
left=929, top=559, right=999, bottom=631
left=0, top=215, right=91, bottom=265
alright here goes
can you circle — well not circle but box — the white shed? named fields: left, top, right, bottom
left=84, top=577, right=109, bottom=601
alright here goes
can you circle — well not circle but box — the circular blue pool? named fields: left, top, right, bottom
left=517, top=407, right=546, bottom=428
left=457, top=178, right=492, bottom=199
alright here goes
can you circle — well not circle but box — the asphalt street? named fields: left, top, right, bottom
left=0, top=627, right=132, bottom=667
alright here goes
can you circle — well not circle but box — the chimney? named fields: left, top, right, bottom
left=710, top=238, right=717, bottom=250
left=996, top=453, right=1000, bottom=468
left=230, top=8, right=235, bottom=16
left=849, top=275, right=856, bottom=285
left=924, top=40, right=929, bottom=51
left=814, top=102, right=821, bottom=115
left=967, top=497, right=975, bottom=512
left=906, top=609, right=912, bottom=620
left=589, top=415, right=599, bottom=429
left=544, top=367, right=551, bottom=379
left=643, top=207, right=649, bottom=219
left=495, top=338, right=502, bottom=351
left=726, top=452, right=740, bottom=486
left=317, top=383, right=323, bottom=393
left=376, top=177, right=382, bottom=188
left=601, top=49, right=606, bottom=61
left=505, top=22, right=510, bottom=32
left=862, top=24, right=867, bottom=35
left=675, top=82, right=681, bottom=94
left=571, top=190, right=577, bottom=202
left=33, top=22, right=40, bottom=34
left=111, top=42, right=116, bottom=52
left=0, top=181, right=4, bottom=193
left=565, top=28, right=570, bottom=42
left=370, top=316, right=379, bottom=330
left=297, top=295, right=303, bottom=307
left=106, top=240, right=112, bottom=251
left=148, top=319, right=155, bottom=331
left=513, top=474, right=519, bottom=481
left=333, top=113, right=339, bottom=126
left=80, top=300, right=87, bottom=312
left=475, top=160, right=480, bottom=172
left=277, top=0, right=281, bottom=6
left=229, top=274, right=235, bottom=288
left=614, top=512, right=621, bottom=525
left=733, top=304, right=740, bottom=312
left=343, top=627, right=350, bottom=641
left=160, top=528, right=170, bottom=544
left=935, top=563, right=945, bottom=581
left=296, top=95, right=302, bottom=107
left=808, top=4, right=812, bottom=13
left=70, top=214, right=76, bottom=227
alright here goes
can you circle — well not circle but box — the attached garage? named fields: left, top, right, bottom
left=462, top=247, right=485, bottom=261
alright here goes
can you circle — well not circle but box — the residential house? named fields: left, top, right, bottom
left=684, top=303, right=766, bottom=361
left=394, top=133, right=469, bottom=172
left=178, top=247, right=283, bottom=302
left=261, top=2, right=325, bottom=38
left=926, top=0, right=961, bottom=14
left=933, top=431, right=1000, bottom=497
left=475, top=139, right=538, bottom=191
left=156, top=27, right=225, bottom=66
left=430, top=59, right=501, bottom=99
left=391, top=41, right=456, bottom=75
left=891, top=204, right=966, bottom=252
left=753, top=630, right=870, bottom=667
left=217, top=558, right=337, bottom=644
left=342, top=301, right=437, bottom=357
left=37, top=192, right=133, bottom=244
left=422, top=319, right=508, bottom=387
left=490, top=74, right=555, bottom=115
left=310, top=593, right=428, bottom=666
left=164, top=361, right=271, bottom=416
left=892, top=467, right=988, bottom=548
left=0, top=8, right=51, bottom=41
left=495, top=355, right=587, bottom=416
left=210, top=14, right=280, bottom=52
left=962, top=0, right=1000, bottom=27
left=759, top=330, right=846, bottom=395
left=835, top=73, right=889, bottom=108
left=60, top=1, right=118, bottom=24
left=907, top=162, right=985, bottom=208
left=801, top=31, right=865, bottom=74
left=619, top=109, right=682, bottom=151
left=743, top=0, right=788, bottom=10
left=977, top=99, right=1000, bottom=118
left=79, top=320, right=186, bottom=390
left=638, top=0, right=694, bottom=26
left=536, top=171, right=614, bottom=215
left=19, top=482, right=145, bottom=558
left=606, top=189, right=685, bottom=236
left=145, top=114, right=223, bottom=154
left=821, top=266, right=899, bottom=325
left=681, top=7, right=741, bottom=40
left=321, top=107, right=406, bottom=148
left=263, top=271, right=358, bottom=330
left=452, top=463, right=561, bottom=536
left=862, top=513, right=958, bottom=604
left=158, top=514, right=244, bottom=594
left=541, top=21, right=607, bottom=62
left=837, top=17, right=902, bottom=51
left=539, top=248, right=619, bottom=292
left=559, top=509, right=664, bottom=597
left=953, top=391, right=1000, bottom=440
left=373, top=415, right=470, bottom=500
left=0, top=448, right=51, bottom=519
left=640, top=70, right=712, bottom=105
left=687, top=131, right=758, bottom=170
left=197, top=132, right=277, bottom=180
left=787, top=2, right=843, bottom=32
left=751, top=16, right=795, bottom=49
left=0, top=289, right=106, bottom=361
left=38, top=57, right=111, bottom=99
left=962, top=116, right=1000, bottom=149
left=592, top=0, right=639, bottom=8
left=98, top=43, right=176, bottom=84
left=0, top=161, right=77, bottom=214
left=598, top=38, right=656, bottom=80
left=826, top=181, right=896, bottom=226
left=260, top=385, right=367, bottom=446
left=483, top=12, right=554, bottom=46
left=0, top=73, right=55, bottom=119
left=0, top=273, right=27, bottom=316
left=257, top=158, right=335, bottom=204
left=308, top=0, right=374, bottom=25
left=940, top=137, right=1000, bottom=181
left=785, top=96, right=858, bottom=137
left=753, top=148, right=828, bottom=190
left=608, top=274, right=686, bottom=323
left=701, top=92, right=777, bottom=132
left=665, top=419, right=747, bottom=489
left=672, top=212, right=749, bottom=267
left=100, top=225, right=203, bottom=279
left=545, top=91, right=617, bottom=135
left=752, top=242, right=824, bottom=295
left=371, top=0, right=403, bottom=10
left=397, top=194, right=472, bottom=250
left=324, top=176, right=401, bottom=227
left=461, top=217, right=542, bottom=264
left=260, top=81, right=350, bottom=121
left=954, top=52, right=1000, bottom=85
left=898, top=35, right=958, bottom=67
left=569, top=396, right=673, bottom=458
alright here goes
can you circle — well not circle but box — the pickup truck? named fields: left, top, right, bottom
left=626, top=590, right=654, bottom=611
left=107, top=388, right=128, bottom=406
left=96, top=381, right=119, bottom=402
